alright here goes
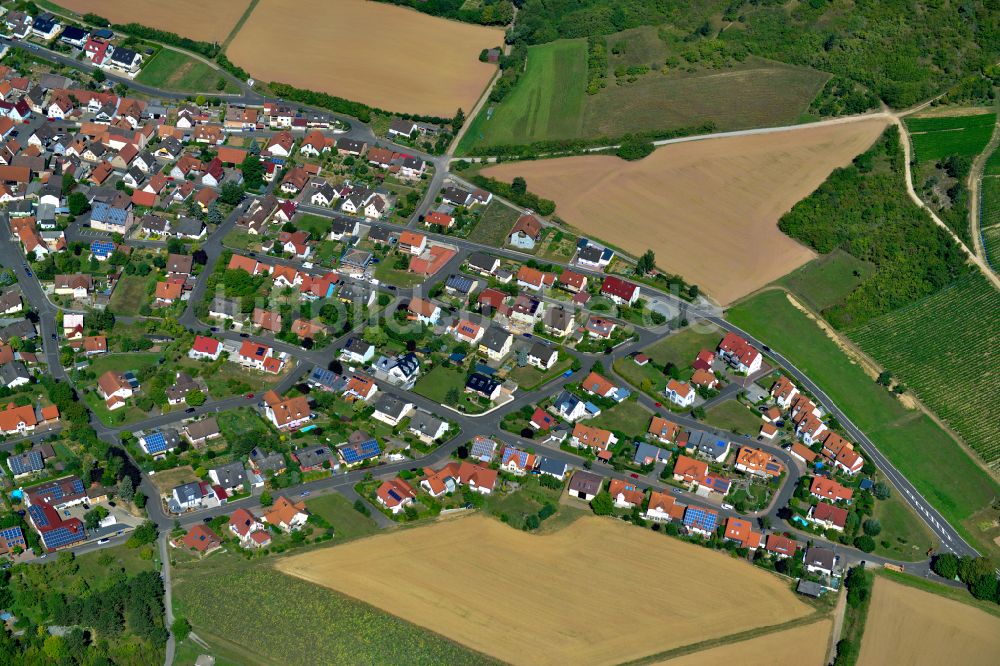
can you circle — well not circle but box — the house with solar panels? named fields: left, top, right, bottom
left=7, top=444, right=53, bottom=478
left=500, top=446, right=538, bottom=476
left=88, top=200, right=134, bottom=233
left=683, top=505, right=720, bottom=538
left=24, top=476, right=89, bottom=551
left=470, top=436, right=498, bottom=462
left=89, top=239, right=116, bottom=261
left=337, top=431, right=381, bottom=467
left=139, top=429, right=180, bottom=457
left=376, top=477, right=416, bottom=515
left=25, top=476, right=88, bottom=509
left=0, top=526, right=27, bottom=556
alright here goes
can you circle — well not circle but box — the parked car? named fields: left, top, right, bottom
left=185, top=407, right=195, bottom=413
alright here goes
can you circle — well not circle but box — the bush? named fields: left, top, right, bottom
left=931, top=552, right=959, bottom=580
left=468, top=174, right=556, bottom=216
left=616, top=137, right=655, bottom=161
left=853, top=534, right=876, bottom=552
left=862, top=518, right=882, bottom=536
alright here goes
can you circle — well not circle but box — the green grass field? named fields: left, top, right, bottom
left=727, top=289, right=1000, bottom=557
left=172, top=554, right=497, bottom=666
left=982, top=175, right=1000, bottom=269
left=873, top=490, right=939, bottom=562
left=305, top=493, right=379, bottom=541
left=372, top=260, right=427, bottom=287
left=87, top=352, right=161, bottom=376
left=702, top=400, right=762, bottom=436
left=459, top=39, right=587, bottom=151
left=136, top=49, right=237, bottom=93
left=905, top=113, right=996, bottom=162
left=986, top=145, right=1000, bottom=176
left=457, top=26, right=828, bottom=154
left=774, top=250, right=875, bottom=313
left=507, top=355, right=573, bottom=390
left=588, top=399, right=653, bottom=437
left=295, top=213, right=332, bottom=238
left=849, top=272, right=1000, bottom=464
left=413, top=365, right=486, bottom=413
left=641, top=326, right=722, bottom=369
left=465, top=200, right=521, bottom=247
left=108, top=274, right=155, bottom=315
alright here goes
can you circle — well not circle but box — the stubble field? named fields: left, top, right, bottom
left=481, top=118, right=888, bottom=304
left=654, top=618, right=832, bottom=665
left=858, top=578, right=1000, bottom=665
left=276, top=515, right=810, bottom=666
left=54, top=0, right=250, bottom=43
left=227, top=0, right=503, bottom=118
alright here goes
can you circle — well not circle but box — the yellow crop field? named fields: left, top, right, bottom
left=481, top=118, right=888, bottom=305
left=227, top=0, right=503, bottom=118
left=54, top=0, right=250, bottom=43
left=655, top=619, right=832, bottom=665
left=858, top=578, right=1000, bottom=666
left=277, top=515, right=810, bottom=665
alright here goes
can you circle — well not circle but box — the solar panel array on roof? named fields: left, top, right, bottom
left=502, top=448, right=528, bottom=468
left=90, top=240, right=115, bottom=256
left=8, top=450, right=44, bottom=475
left=40, top=525, right=85, bottom=550
left=339, top=438, right=380, bottom=464
left=0, top=526, right=25, bottom=547
left=684, top=506, right=718, bottom=532
left=28, top=505, right=49, bottom=527
left=470, top=438, right=496, bottom=461
left=143, top=431, right=168, bottom=454
left=388, top=489, right=402, bottom=502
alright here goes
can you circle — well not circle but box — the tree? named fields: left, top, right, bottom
left=362, top=325, right=388, bottom=347
left=451, top=107, right=465, bottom=133
left=853, top=534, right=875, bottom=552
left=872, top=481, right=891, bottom=500
left=43, top=635, right=69, bottom=661
left=117, top=475, right=135, bottom=503
left=260, top=491, right=273, bottom=506
left=616, top=137, right=655, bottom=161
left=92, top=68, right=105, bottom=83
left=445, top=387, right=461, bottom=404
left=241, top=155, right=265, bottom=189
left=127, top=521, right=158, bottom=548
left=636, top=249, right=656, bottom=275
left=172, top=617, right=192, bottom=641
left=877, top=371, right=892, bottom=386
left=590, top=490, right=614, bottom=515
left=957, top=556, right=994, bottom=586
left=511, top=176, right=527, bottom=194
left=931, top=552, right=959, bottom=580
left=353, top=498, right=370, bottom=516
left=219, top=181, right=245, bottom=205
left=862, top=518, right=881, bottom=536
left=68, top=192, right=90, bottom=216
left=207, top=202, right=224, bottom=225
left=84, top=505, right=109, bottom=530
left=186, top=390, right=206, bottom=406
left=663, top=362, right=680, bottom=379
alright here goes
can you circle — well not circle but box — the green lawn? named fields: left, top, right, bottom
left=177, top=357, right=270, bottom=398
left=641, top=326, right=722, bottom=369
left=873, top=491, right=939, bottom=562
left=702, top=400, right=763, bottom=436
left=87, top=352, right=161, bottom=376
left=136, top=49, right=238, bottom=93
left=905, top=113, right=996, bottom=161
left=459, top=39, right=588, bottom=152
left=465, top=200, right=521, bottom=248
left=613, top=356, right=667, bottom=395
left=588, top=399, right=653, bottom=438
left=223, top=229, right=260, bottom=252
left=372, top=260, right=427, bottom=288
left=775, top=249, right=875, bottom=313
left=305, top=493, right=379, bottom=541
left=295, top=213, right=332, bottom=238
left=172, top=553, right=497, bottom=666
left=108, top=274, right=155, bottom=315
left=413, top=365, right=487, bottom=413
left=507, top=355, right=572, bottom=390
left=727, top=290, right=1000, bottom=557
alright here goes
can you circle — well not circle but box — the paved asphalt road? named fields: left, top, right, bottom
left=1, top=39, right=972, bottom=626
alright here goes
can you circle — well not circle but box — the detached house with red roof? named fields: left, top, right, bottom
left=809, top=501, right=848, bottom=531
left=570, top=423, right=617, bottom=453
left=182, top=524, right=221, bottom=556
left=810, top=476, right=854, bottom=503
left=376, top=477, right=416, bottom=515
left=228, top=508, right=269, bottom=549
left=188, top=335, right=222, bottom=361
left=600, top=276, right=640, bottom=305
left=508, top=214, right=542, bottom=249
left=724, top=517, right=762, bottom=550
left=765, top=534, right=797, bottom=559
left=664, top=378, right=695, bottom=407
left=718, top=332, right=762, bottom=374
left=608, top=479, right=644, bottom=509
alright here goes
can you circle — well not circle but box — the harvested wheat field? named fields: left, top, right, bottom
left=54, top=0, right=250, bottom=43
left=277, top=515, right=810, bottom=666
left=858, top=578, right=1000, bottom=666
left=655, top=618, right=831, bottom=665
left=227, top=0, right=503, bottom=118
left=482, top=118, right=889, bottom=305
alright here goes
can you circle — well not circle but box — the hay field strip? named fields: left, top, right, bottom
left=227, top=0, right=503, bottom=118
left=53, top=0, right=251, bottom=43
left=480, top=119, right=888, bottom=305
left=277, top=515, right=810, bottom=666
left=858, top=577, right=1000, bottom=666
left=644, top=618, right=832, bottom=666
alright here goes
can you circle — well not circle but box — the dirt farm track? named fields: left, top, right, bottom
left=277, top=515, right=810, bottom=666
left=53, top=0, right=251, bottom=43
left=858, top=578, right=1000, bottom=666
left=482, top=119, right=889, bottom=305
left=227, top=0, right=503, bottom=118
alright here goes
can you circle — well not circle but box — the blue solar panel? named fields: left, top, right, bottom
left=684, top=507, right=718, bottom=532
left=41, top=526, right=85, bottom=549
left=9, top=450, right=43, bottom=475
left=340, top=439, right=381, bottom=463
left=0, top=526, right=24, bottom=545
left=502, top=448, right=529, bottom=467
left=144, top=431, right=168, bottom=454
left=28, top=505, right=49, bottom=527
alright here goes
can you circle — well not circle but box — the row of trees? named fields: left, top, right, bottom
left=931, top=553, right=1000, bottom=603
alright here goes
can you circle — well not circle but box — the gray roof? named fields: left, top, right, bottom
left=172, top=217, right=205, bottom=237
left=568, top=470, right=603, bottom=495
left=480, top=326, right=512, bottom=353
left=209, top=297, right=241, bottom=317
left=465, top=373, right=500, bottom=396
left=805, top=547, right=836, bottom=571
left=408, top=410, right=445, bottom=438
left=344, top=338, right=373, bottom=356
left=445, top=274, right=475, bottom=294
left=173, top=481, right=203, bottom=504
left=577, top=244, right=603, bottom=263
left=467, top=251, right=498, bottom=273
left=542, top=306, right=573, bottom=329
left=528, top=341, right=555, bottom=361
left=210, top=461, right=247, bottom=489
left=372, top=393, right=412, bottom=420
left=0, top=319, right=34, bottom=341
left=537, top=457, right=567, bottom=476
left=634, top=441, right=670, bottom=466
left=184, top=417, right=219, bottom=441
left=249, top=447, right=285, bottom=473
left=0, top=288, right=21, bottom=312
left=687, top=430, right=730, bottom=458
left=392, top=352, right=420, bottom=379
left=0, top=361, right=30, bottom=385
left=293, top=445, right=335, bottom=469
left=796, top=580, right=825, bottom=598
left=553, top=390, right=581, bottom=413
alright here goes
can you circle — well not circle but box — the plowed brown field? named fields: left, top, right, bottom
left=277, top=515, right=810, bottom=666
left=227, top=0, right=503, bottom=118
left=55, top=0, right=249, bottom=43
left=482, top=118, right=889, bottom=305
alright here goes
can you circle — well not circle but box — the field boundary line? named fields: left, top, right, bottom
left=222, top=0, right=261, bottom=51
left=618, top=612, right=831, bottom=665
left=966, top=103, right=1000, bottom=273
